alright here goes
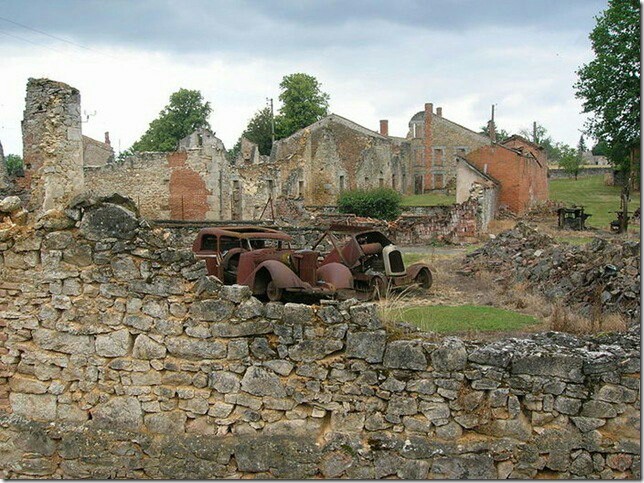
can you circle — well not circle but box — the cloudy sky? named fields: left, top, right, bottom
left=0, top=0, right=607, bottom=155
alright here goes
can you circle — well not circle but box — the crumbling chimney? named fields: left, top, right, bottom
left=104, top=131, right=111, bottom=146
left=436, top=107, right=442, bottom=117
left=488, top=104, right=496, bottom=143
left=379, top=120, right=389, bottom=137
left=425, top=103, right=433, bottom=115
left=533, top=121, right=537, bottom=143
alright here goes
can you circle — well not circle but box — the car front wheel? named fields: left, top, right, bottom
left=415, top=268, right=433, bottom=290
left=266, top=280, right=283, bottom=302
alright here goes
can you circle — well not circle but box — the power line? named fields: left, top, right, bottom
left=0, top=15, right=118, bottom=59
left=0, top=29, right=69, bottom=55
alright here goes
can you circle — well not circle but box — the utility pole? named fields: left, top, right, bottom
left=532, top=121, right=537, bottom=144
left=267, top=97, right=275, bottom=144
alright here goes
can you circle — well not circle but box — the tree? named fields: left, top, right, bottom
left=574, top=0, right=640, bottom=173
left=5, top=154, right=24, bottom=176
left=238, top=107, right=274, bottom=156
left=519, top=123, right=562, bottom=164
left=275, top=73, right=330, bottom=139
left=591, top=140, right=609, bottom=156
left=577, top=136, right=587, bottom=156
left=558, top=144, right=583, bottom=180
left=479, top=125, right=510, bottom=142
left=131, top=89, right=212, bottom=152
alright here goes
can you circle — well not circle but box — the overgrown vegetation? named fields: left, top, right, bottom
left=337, top=188, right=402, bottom=220
left=4, top=154, right=24, bottom=176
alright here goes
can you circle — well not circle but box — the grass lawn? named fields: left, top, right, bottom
left=401, top=192, right=456, bottom=206
left=393, top=304, right=539, bottom=333
left=549, top=175, right=641, bottom=230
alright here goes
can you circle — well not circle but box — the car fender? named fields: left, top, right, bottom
left=406, top=262, right=432, bottom=280
left=316, top=262, right=354, bottom=290
left=242, top=260, right=311, bottom=292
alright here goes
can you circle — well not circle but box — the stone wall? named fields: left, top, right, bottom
left=549, top=166, right=613, bottom=180
left=22, top=78, right=84, bottom=215
left=0, top=195, right=639, bottom=479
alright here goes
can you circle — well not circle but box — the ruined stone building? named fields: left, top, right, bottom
left=19, top=77, right=546, bottom=224
left=462, top=137, right=549, bottom=215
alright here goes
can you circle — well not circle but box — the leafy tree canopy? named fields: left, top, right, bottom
left=518, top=123, right=563, bottom=163
left=275, top=73, right=330, bottom=139
left=479, top=124, right=510, bottom=142
left=5, top=154, right=23, bottom=176
left=238, top=106, right=274, bottom=156
left=131, top=89, right=212, bottom=152
left=338, top=188, right=402, bottom=221
left=558, top=144, right=583, bottom=179
left=575, top=0, right=640, bottom=169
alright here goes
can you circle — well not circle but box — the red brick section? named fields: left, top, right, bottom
left=502, top=137, right=549, bottom=202
left=167, top=152, right=210, bottom=220
left=169, top=168, right=210, bottom=220
left=379, top=120, right=389, bottom=137
left=423, top=103, right=433, bottom=191
left=466, top=144, right=548, bottom=214
left=167, top=151, right=188, bottom=168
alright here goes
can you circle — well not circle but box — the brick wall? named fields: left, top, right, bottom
left=466, top=144, right=548, bottom=214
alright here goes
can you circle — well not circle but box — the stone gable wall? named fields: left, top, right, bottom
left=0, top=197, right=640, bottom=479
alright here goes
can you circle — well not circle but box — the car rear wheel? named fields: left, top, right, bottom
left=266, top=280, right=283, bottom=302
left=415, top=268, right=433, bottom=290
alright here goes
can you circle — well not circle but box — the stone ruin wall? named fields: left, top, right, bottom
left=0, top=197, right=640, bottom=479
left=84, top=145, right=231, bottom=221
left=21, top=78, right=84, bottom=215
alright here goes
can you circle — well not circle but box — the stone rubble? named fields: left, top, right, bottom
left=462, top=222, right=641, bottom=323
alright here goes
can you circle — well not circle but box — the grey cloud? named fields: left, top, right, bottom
left=0, top=0, right=606, bottom=57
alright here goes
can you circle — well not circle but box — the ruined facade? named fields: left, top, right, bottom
left=465, top=141, right=548, bottom=215
left=82, top=133, right=114, bottom=167
left=406, top=103, right=491, bottom=192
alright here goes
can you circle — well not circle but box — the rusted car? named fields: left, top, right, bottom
left=313, top=225, right=433, bottom=298
left=192, top=226, right=353, bottom=301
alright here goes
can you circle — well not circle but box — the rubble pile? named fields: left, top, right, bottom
left=463, top=222, right=641, bottom=323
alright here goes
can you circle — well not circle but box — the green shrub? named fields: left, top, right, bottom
left=337, top=188, right=402, bottom=220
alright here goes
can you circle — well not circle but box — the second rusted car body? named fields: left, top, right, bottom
left=192, top=226, right=353, bottom=301
left=313, top=225, right=433, bottom=298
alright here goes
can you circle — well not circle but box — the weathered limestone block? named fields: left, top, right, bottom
left=79, top=203, right=138, bottom=241
left=166, top=336, right=226, bottom=360
left=282, top=303, right=314, bottom=325
left=91, top=396, right=143, bottom=428
left=288, top=339, right=343, bottom=362
left=9, top=375, right=49, bottom=394
left=262, top=360, right=294, bottom=376
left=241, top=366, right=286, bottom=397
left=144, top=411, right=187, bottom=434
left=431, top=337, right=468, bottom=371
left=111, top=256, right=140, bottom=280
left=10, top=393, right=57, bottom=420
left=348, top=303, right=382, bottom=329
left=383, top=340, right=427, bottom=370
left=220, top=284, right=252, bottom=303
left=210, top=320, right=272, bottom=338
left=132, top=334, right=166, bottom=359
left=0, top=195, right=22, bottom=213
left=209, top=371, right=241, bottom=393
left=236, top=297, right=265, bottom=319
left=189, top=299, right=235, bottom=322
left=429, top=454, right=496, bottom=479
left=581, top=400, right=617, bottom=418
left=95, top=329, right=132, bottom=357
left=32, top=328, right=94, bottom=355
left=512, top=354, right=584, bottom=382
left=346, top=330, right=387, bottom=363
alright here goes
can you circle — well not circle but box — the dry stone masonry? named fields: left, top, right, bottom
left=0, top=195, right=640, bottom=479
